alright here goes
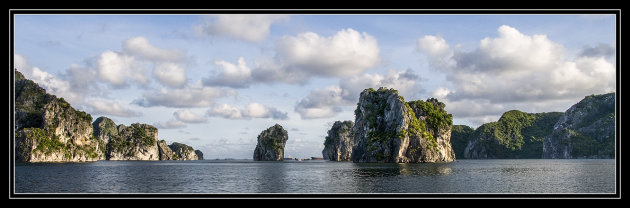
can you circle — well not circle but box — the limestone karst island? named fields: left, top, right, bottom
left=13, top=68, right=615, bottom=163
left=14, top=69, right=203, bottom=162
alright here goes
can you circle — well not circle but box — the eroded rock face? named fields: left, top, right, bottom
left=169, top=142, right=199, bottom=160
left=14, top=69, right=205, bottom=162
left=106, top=123, right=159, bottom=160
left=351, top=87, right=455, bottom=163
left=195, top=150, right=204, bottom=160
left=15, top=70, right=102, bottom=162
left=543, top=93, right=615, bottom=159
left=253, top=124, right=288, bottom=161
left=322, top=121, right=354, bottom=161
left=157, top=140, right=178, bottom=160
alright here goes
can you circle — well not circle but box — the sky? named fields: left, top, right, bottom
left=12, top=13, right=617, bottom=159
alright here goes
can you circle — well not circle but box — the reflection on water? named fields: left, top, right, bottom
left=253, top=162, right=288, bottom=193
left=351, top=163, right=453, bottom=177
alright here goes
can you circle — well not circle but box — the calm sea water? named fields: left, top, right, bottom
left=14, top=159, right=615, bottom=194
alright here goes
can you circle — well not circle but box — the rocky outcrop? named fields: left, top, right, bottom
left=351, top=87, right=455, bottom=163
left=543, top=93, right=615, bottom=159
left=253, top=124, right=288, bottom=161
left=106, top=123, right=159, bottom=160
left=195, top=150, right=204, bottom=160
left=322, top=121, right=354, bottom=161
left=15, top=69, right=102, bottom=162
left=169, top=142, right=199, bottom=160
left=450, top=125, right=474, bottom=159
left=14, top=68, right=205, bottom=162
left=463, top=110, right=563, bottom=159
left=157, top=140, right=179, bottom=160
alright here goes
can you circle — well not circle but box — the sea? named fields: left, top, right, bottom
left=13, top=159, right=616, bottom=196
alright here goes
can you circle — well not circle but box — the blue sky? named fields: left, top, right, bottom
left=13, top=13, right=617, bottom=159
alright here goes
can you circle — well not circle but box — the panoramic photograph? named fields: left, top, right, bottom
left=10, top=10, right=618, bottom=198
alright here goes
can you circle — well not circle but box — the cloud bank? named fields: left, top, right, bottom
left=418, top=25, right=616, bottom=125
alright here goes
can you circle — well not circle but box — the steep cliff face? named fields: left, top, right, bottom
left=351, top=87, right=455, bottom=163
left=106, top=123, right=159, bottom=160
left=195, top=150, right=204, bottom=160
left=463, top=110, right=563, bottom=159
left=15, top=70, right=102, bottom=162
left=322, top=120, right=354, bottom=161
left=543, top=93, right=615, bottom=159
left=253, top=124, right=288, bottom=161
left=14, top=69, right=205, bottom=162
left=169, top=142, right=199, bottom=160
left=451, top=125, right=474, bottom=159
left=157, top=140, right=179, bottom=160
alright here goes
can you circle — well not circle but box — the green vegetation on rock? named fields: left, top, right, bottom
left=466, top=110, right=563, bottom=159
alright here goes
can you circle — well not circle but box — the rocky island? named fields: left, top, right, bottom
left=351, top=87, right=455, bottom=163
left=253, top=124, right=289, bottom=161
left=460, top=110, right=563, bottom=159
left=14, top=69, right=203, bottom=162
left=543, top=93, right=615, bottom=159
left=322, top=120, right=354, bottom=161
left=452, top=92, right=615, bottom=159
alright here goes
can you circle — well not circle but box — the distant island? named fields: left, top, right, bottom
left=320, top=88, right=615, bottom=161
left=14, top=69, right=203, bottom=162
left=13, top=68, right=615, bottom=163
left=450, top=93, right=615, bottom=159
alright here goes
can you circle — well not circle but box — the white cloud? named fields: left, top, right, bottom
left=431, top=87, right=451, bottom=100
left=203, top=57, right=252, bottom=88
left=173, top=109, right=207, bottom=123
left=206, top=102, right=288, bottom=120
left=295, top=69, right=422, bottom=119
left=154, top=118, right=187, bottom=129
left=417, top=25, right=616, bottom=126
left=418, top=25, right=615, bottom=103
left=153, top=62, right=187, bottom=87
left=578, top=43, right=615, bottom=58
left=133, top=86, right=231, bottom=108
left=195, top=15, right=289, bottom=42
left=206, top=103, right=243, bottom=119
left=14, top=54, right=29, bottom=71
left=87, top=99, right=142, bottom=117
left=201, top=28, right=381, bottom=88
left=276, top=28, right=380, bottom=77
left=97, top=50, right=148, bottom=87
left=294, top=85, right=345, bottom=119
left=14, top=54, right=85, bottom=105
left=123, top=36, right=185, bottom=62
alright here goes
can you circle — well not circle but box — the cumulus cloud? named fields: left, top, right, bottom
left=417, top=25, right=616, bottom=125
left=86, top=99, right=142, bottom=117
left=93, top=36, right=189, bottom=88
left=203, top=57, right=252, bottom=88
left=173, top=109, right=207, bottom=123
left=123, top=36, right=185, bottom=62
left=195, top=15, right=289, bottom=42
left=154, top=118, right=187, bottom=129
left=201, top=28, right=381, bottom=88
left=133, top=86, right=231, bottom=108
left=276, top=28, right=380, bottom=77
left=295, top=69, right=422, bottom=119
left=97, top=50, right=147, bottom=87
left=14, top=54, right=84, bottom=105
left=418, top=25, right=615, bottom=103
left=578, top=43, right=615, bottom=58
left=206, top=102, right=288, bottom=120
left=153, top=62, right=187, bottom=87
left=294, top=85, right=345, bottom=119
left=155, top=109, right=207, bottom=129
